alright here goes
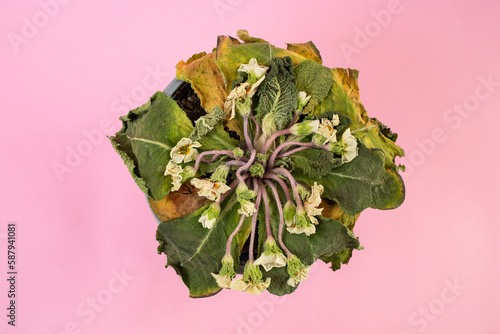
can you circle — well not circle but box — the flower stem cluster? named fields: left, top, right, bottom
left=164, top=58, right=360, bottom=295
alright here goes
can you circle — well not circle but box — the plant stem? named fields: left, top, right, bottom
left=225, top=160, right=246, bottom=168
left=258, top=180, right=272, bottom=238
left=225, top=214, right=247, bottom=255
left=268, top=141, right=317, bottom=169
left=194, top=150, right=234, bottom=170
left=262, top=172, right=292, bottom=203
left=248, top=178, right=262, bottom=262
left=272, top=167, right=303, bottom=209
left=235, top=149, right=256, bottom=184
left=243, top=115, right=253, bottom=151
left=250, top=113, right=260, bottom=139
left=263, top=179, right=292, bottom=256
left=261, top=128, right=292, bottom=154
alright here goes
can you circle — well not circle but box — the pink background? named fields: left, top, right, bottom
left=1, top=0, right=499, bottom=333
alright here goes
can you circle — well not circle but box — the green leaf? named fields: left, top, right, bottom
left=286, top=41, right=322, bottom=64
left=156, top=192, right=251, bottom=298
left=370, top=167, right=406, bottom=210
left=294, top=59, right=334, bottom=114
left=295, top=143, right=386, bottom=216
left=257, top=186, right=360, bottom=296
left=254, top=57, right=298, bottom=130
left=320, top=247, right=354, bottom=271
left=313, top=68, right=405, bottom=210
left=215, top=36, right=307, bottom=94
left=110, top=92, right=193, bottom=200
left=197, top=123, right=239, bottom=151
left=189, top=106, right=227, bottom=141
left=314, top=68, right=404, bottom=169
left=289, top=148, right=341, bottom=178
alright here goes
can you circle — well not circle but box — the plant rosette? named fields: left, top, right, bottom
left=110, top=30, right=405, bottom=298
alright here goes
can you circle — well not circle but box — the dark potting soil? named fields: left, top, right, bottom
left=171, top=81, right=252, bottom=273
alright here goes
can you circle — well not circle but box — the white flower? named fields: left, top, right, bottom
left=211, top=273, right=232, bottom=289
left=190, top=178, right=231, bottom=201
left=286, top=223, right=316, bottom=236
left=253, top=238, right=287, bottom=271
left=170, top=137, right=201, bottom=164
left=341, top=129, right=359, bottom=163
left=164, top=160, right=183, bottom=191
left=286, top=255, right=311, bottom=287
left=238, top=200, right=257, bottom=217
left=287, top=266, right=311, bottom=287
left=286, top=207, right=316, bottom=236
left=224, top=83, right=250, bottom=119
left=254, top=252, right=287, bottom=272
left=303, top=182, right=324, bottom=225
left=230, top=277, right=271, bottom=295
left=238, top=58, right=269, bottom=81
left=316, top=116, right=340, bottom=144
left=212, top=254, right=236, bottom=288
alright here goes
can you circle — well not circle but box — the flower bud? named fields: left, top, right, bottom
left=290, top=120, right=319, bottom=136
left=283, top=201, right=296, bottom=227
left=235, top=97, right=252, bottom=117
left=210, top=165, right=229, bottom=183
left=199, top=202, right=221, bottom=229
left=297, top=91, right=311, bottom=112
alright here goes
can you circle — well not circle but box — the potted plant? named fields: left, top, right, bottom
left=110, top=30, right=405, bottom=298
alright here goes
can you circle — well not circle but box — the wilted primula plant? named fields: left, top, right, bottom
left=110, top=30, right=405, bottom=297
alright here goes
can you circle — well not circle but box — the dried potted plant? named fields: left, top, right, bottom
left=110, top=30, right=405, bottom=297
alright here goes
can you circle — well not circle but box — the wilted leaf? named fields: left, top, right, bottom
left=148, top=184, right=210, bottom=222
left=287, top=41, right=322, bottom=64
left=177, top=52, right=227, bottom=112
left=216, top=36, right=307, bottom=93
left=295, top=143, right=386, bottom=216
left=313, top=68, right=405, bottom=209
left=110, top=92, right=193, bottom=200
left=156, top=192, right=251, bottom=298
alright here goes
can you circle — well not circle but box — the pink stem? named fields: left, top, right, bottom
left=225, top=160, right=246, bottom=168
left=258, top=180, right=272, bottom=238
left=268, top=141, right=318, bottom=169
left=250, top=113, right=260, bottom=139
left=261, top=129, right=292, bottom=154
left=235, top=150, right=256, bottom=184
left=194, top=150, right=234, bottom=170
left=272, top=168, right=303, bottom=209
left=264, top=179, right=292, bottom=256
left=226, top=214, right=247, bottom=255
left=263, top=172, right=292, bottom=203
left=248, top=178, right=262, bottom=262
